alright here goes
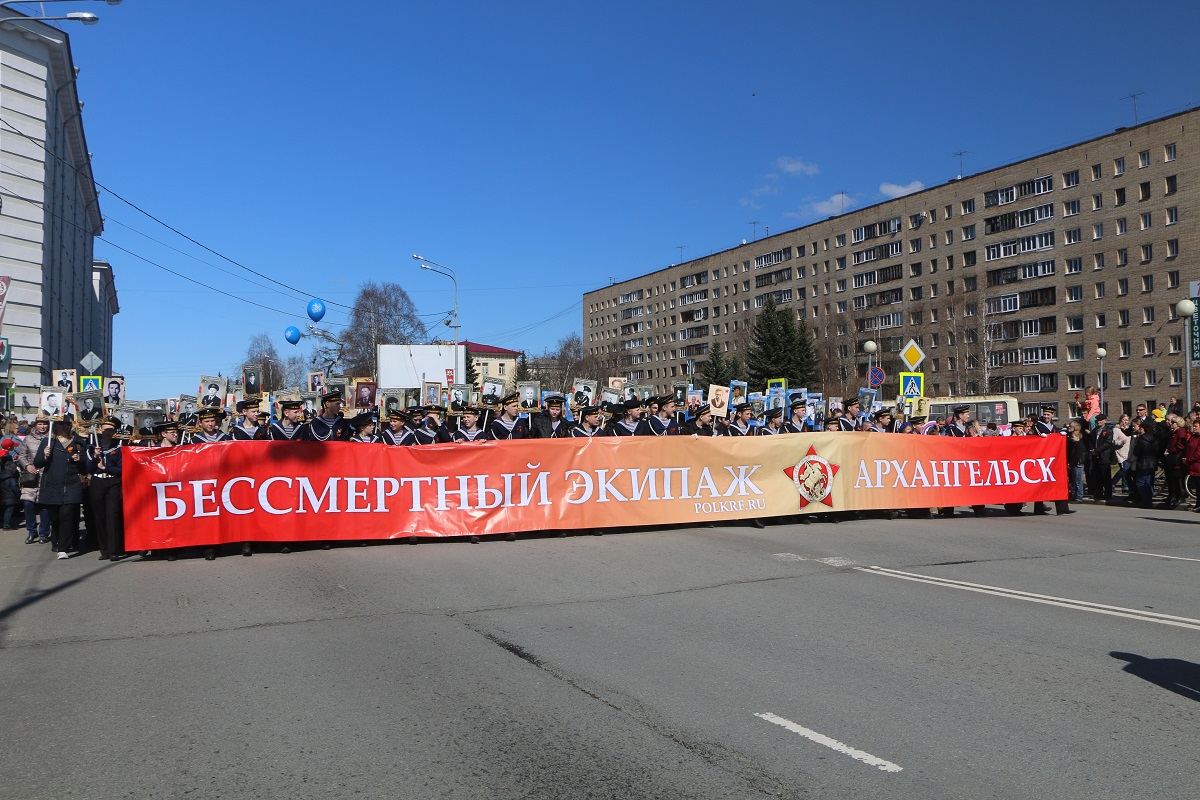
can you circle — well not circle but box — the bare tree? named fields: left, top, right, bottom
left=239, top=333, right=287, bottom=392
left=340, top=281, right=425, bottom=378
left=531, top=333, right=585, bottom=395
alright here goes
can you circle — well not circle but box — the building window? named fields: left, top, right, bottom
left=1139, top=150, right=1151, bottom=168
left=1116, top=217, right=1127, bottom=235
left=1114, top=157, right=1125, bottom=176
left=1139, top=181, right=1151, bottom=201
left=1066, top=257, right=1082, bottom=274
left=1141, top=244, right=1153, bottom=263
left=1115, top=187, right=1126, bottom=206
left=1142, top=275, right=1154, bottom=293
left=1119, top=340, right=1131, bottom=358
left=1064, top=199, right=1080, bottom=217
left=1168, top=239, right=1179, bottom=258
left=1119, top=309, right=1130, bottom=327
left=1094, top=253, right=1105, bottom=270
left=1117, top=278, right=1129, bottom=296
left=1168, top=270, right=1180, bottom=289
left=1093, top=223, right=1104, bottom=240
left=1065, top=228, right=1081, bottom=244
left=1091, top=164, right=1102, bottom=180
left=961, top=224, right=976, bottom=241
left=1066, top=286, right=1083, bottom=302
left=1170, top=335, right=1182, bottom=354
left=1143, top=306, right=1155, bottom=324
left=1145, top=369, right=1157, bottom=387
left=1165, top=143, right=1177, bottom=162
left=1096, top=313, right=1106, bottom=328
left=1068, top=374, right=1084, bottom=391
left=1092, top=193, right=1103, bottom=211
left=1165, top=175, right=1177, bottom=195
left=1094, top=282, right=1106, bottom=299
left=1067, top=344, right=1083, bottom=361
left=497, top=363, right=505, bottom=375
left=1063, top=170, right=1079, bottom=188
left=1172, top=368, right=1184, bottom=386
left=961, top=199, right=975, bottom=215
left=1166, top=207, right=1178, bottom=225
left=1117, top=248, right=1128, bottom=267
left=1067, top=316, right=1084, bottom=333
left=1120, top=371, right=1132, bottom=388
left=1144, top=338, right=1156, bottom=356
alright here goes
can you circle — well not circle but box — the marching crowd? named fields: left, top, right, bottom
left=8, top=383, right=1194, bottom=563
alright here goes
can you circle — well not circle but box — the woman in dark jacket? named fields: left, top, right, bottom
left=33, top=420, right=86, bottom=559
left=1130, top=419, right=1160, bottom=509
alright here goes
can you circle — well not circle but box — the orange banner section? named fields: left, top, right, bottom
left=121, top=434, right=1067, bottom=549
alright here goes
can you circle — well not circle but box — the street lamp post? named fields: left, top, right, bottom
left=412, top=254, right=461, bottom=384
left=1095, top=347, right=1106, bottom=413
left=1177, top=299, right=1196, bottom=413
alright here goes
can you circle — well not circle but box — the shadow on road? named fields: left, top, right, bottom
left=0, top=558, right=114, bottom=647
left=1110, top=651, right=1200, bottom=702
left=1136, top=516, right=1200, bottom=525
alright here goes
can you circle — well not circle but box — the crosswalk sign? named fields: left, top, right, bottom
left=900, top=372, right=924, bottom=398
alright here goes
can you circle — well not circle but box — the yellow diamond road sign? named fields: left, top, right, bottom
left=899, top=339, right=926, bottom=371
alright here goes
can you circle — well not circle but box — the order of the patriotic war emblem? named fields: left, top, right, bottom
left=784, top=445, right=840, bottom=509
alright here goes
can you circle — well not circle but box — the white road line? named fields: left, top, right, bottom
left=755, top=712, right=903, bottom=773
left=1117, top=549, right=1200, bottom=563
left=856, top=566, right=1200, bottom=631
left=771, top=553, right=860, bottom=567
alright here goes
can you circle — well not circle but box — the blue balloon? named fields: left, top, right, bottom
left=307, top=299, right=326, bottom=322
left=284, top=326, right=302, bottom=345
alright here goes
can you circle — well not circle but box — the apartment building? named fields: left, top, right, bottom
left=583, top=109, right=1197, bottom=418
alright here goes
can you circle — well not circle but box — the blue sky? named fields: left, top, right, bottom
left=24, top=0, right=1200, bottom=398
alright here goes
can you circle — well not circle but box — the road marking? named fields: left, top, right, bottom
left=755, top=712, right=903, bottom=773
left=1117, top=549, right=1200, bottom=563
left=856, top=566, right=1200, bottom=631
left=772, top=553, right=859, bottom=567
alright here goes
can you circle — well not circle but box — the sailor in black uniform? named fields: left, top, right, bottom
left=570, top=405, right=610, bottom=437
left=230, top=398, right=267, bottom=441
left=307, top=389, right=352, bottom=442
left=782, top=398, right=808, bottom=434
left=838, top=397, right=861, bottom=431
left=348, top=411, right=379, bottom=443
left=647, top=395, right=679, bottom=436
left=1031, top=405, right=1072, bottom=515
left=268, top=400, right=309, bottom=441
left=186, top=407, right=230, bottom=444
left=609, top=397, right=652, bottom=436
left=938, top=405, right=987, bottom=518
left=725, top=402, right=755, bottom=437
left=756, top=406, right=785, bottom=434
left=380, top=409, right=415, bottom=446
left=413, top=405, right=452, bottom=445
left=531, top=395, right=570, bottom=438
left=490, top=393, right=530, bottom=440
left=453, top=406, right=491, bottom=442
left=681, top=403, right=719, bottom=437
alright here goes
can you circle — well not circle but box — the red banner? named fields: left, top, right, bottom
left=122, top=434, right=1067, bottom=550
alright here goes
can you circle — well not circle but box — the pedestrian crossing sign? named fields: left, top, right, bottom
left=900, top=372, right=924, bottom=398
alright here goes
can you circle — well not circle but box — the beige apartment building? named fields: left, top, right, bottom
left=584, top=109, right=1197, bottom=418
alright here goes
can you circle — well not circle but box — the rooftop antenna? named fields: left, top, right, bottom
left=840, top=192, right=846, bottom=214
left=952, top=150, right=969, bottom=179
left=748, top=220, right=759, bottom=241
left=1120, top=92, right=1143, bottom=125
left=677, top=245, right=685, bottom=264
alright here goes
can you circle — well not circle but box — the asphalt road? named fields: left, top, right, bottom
left=1, top=502, right=1197, bottom=799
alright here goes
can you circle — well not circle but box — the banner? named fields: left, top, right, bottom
left=122, top=434, right=1067, bottom=550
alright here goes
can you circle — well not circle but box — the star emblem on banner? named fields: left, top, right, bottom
left=783, top=445, right=840, bottom=510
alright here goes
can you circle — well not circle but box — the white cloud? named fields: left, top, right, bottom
left=776, top=156, right=820, bottom=177
left=809, top=193, right=854, bottom=216
left=879, top=180, right=924, bottom=199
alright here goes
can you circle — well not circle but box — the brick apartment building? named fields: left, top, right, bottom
left=583, top=109, right=1197, bottom=418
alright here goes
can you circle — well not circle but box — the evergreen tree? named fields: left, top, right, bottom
left=463, top=343, right=480, bottom=388
left=514, top=351, right=532, bottom=382
left=746, top=294, right=788, bottom=388
left=695, top=342, right=741, bottom=390
left=790, top=316, right=818, bottom=386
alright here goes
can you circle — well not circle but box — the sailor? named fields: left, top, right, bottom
left=453, top=406, right=491, bottom=442
left=756, top=406, right=785, bottom=434
left=268, top=400, right=309, bottom=441
left=782, top=397, right=808, bottom=434
left=85, top=416, right=124, bottom=561
left=725, top=402, right=755, bottom=437
left=647, top=395, right=679, bottom=436
left=230, top=398, right=267, bottom=441
left=348, top=411, right=379, bottom=443
left=413, top=405, right=452, bottom=445
left=681, top=403, right=718, bottom=437
left=609, top=397, right=652, bottom=436
left=570, top=405, right=610, bottom=437
left=531, top=395, right=570, bottom=439
left=1031, top=406, right=1073, bottom=516
left=380, top=409, right=415, bottom=446
left=490, top=393, right=530, bottom=440
left=939, top=406, right=987, bottom=518
left=307, top=389, right=352, bottom=442
left=154, top=420, right=182, bottom=448
left=186, top=407, right=231, bottom=444
left=839, top=398, right=861, bottom=431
